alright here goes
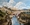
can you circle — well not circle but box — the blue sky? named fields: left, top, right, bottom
left=0, top=0, right=30, bottom=9
left=0, top=0, right=9, bottom=2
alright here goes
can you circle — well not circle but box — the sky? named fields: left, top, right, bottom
left=0, top=0, right=30, bottom=9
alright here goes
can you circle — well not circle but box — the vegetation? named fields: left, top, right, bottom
left=0, top=10, right=6, bottom=20
left=18, top=12, right=30, bottom=20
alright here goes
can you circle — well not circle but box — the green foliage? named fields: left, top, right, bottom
left=0, top=10, right=6, bottom=15
left=0, top=10, right=6, bottom=20
left=21, top=12, right=30, bottom=20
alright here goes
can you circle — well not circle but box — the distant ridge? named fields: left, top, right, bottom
left=23, top=9, right=28, bottom=10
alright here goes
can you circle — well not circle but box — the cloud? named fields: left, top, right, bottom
left=0, top=0, right=8, bottom=7
left=14, top=2, right=26, bottom=10
left=0, top=0, right=16, bottom=8
left=7, top=0, right=16, bottom=8
left=0, top=0, right=30, bottom=9
left=26, top=6, right=30, bottom=9
left=2, top=0, right=30, bottom=10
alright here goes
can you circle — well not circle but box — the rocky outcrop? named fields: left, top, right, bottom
left=0, top=7, right=12, bottom=25
left=18, top=11, right=30, bottom=25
